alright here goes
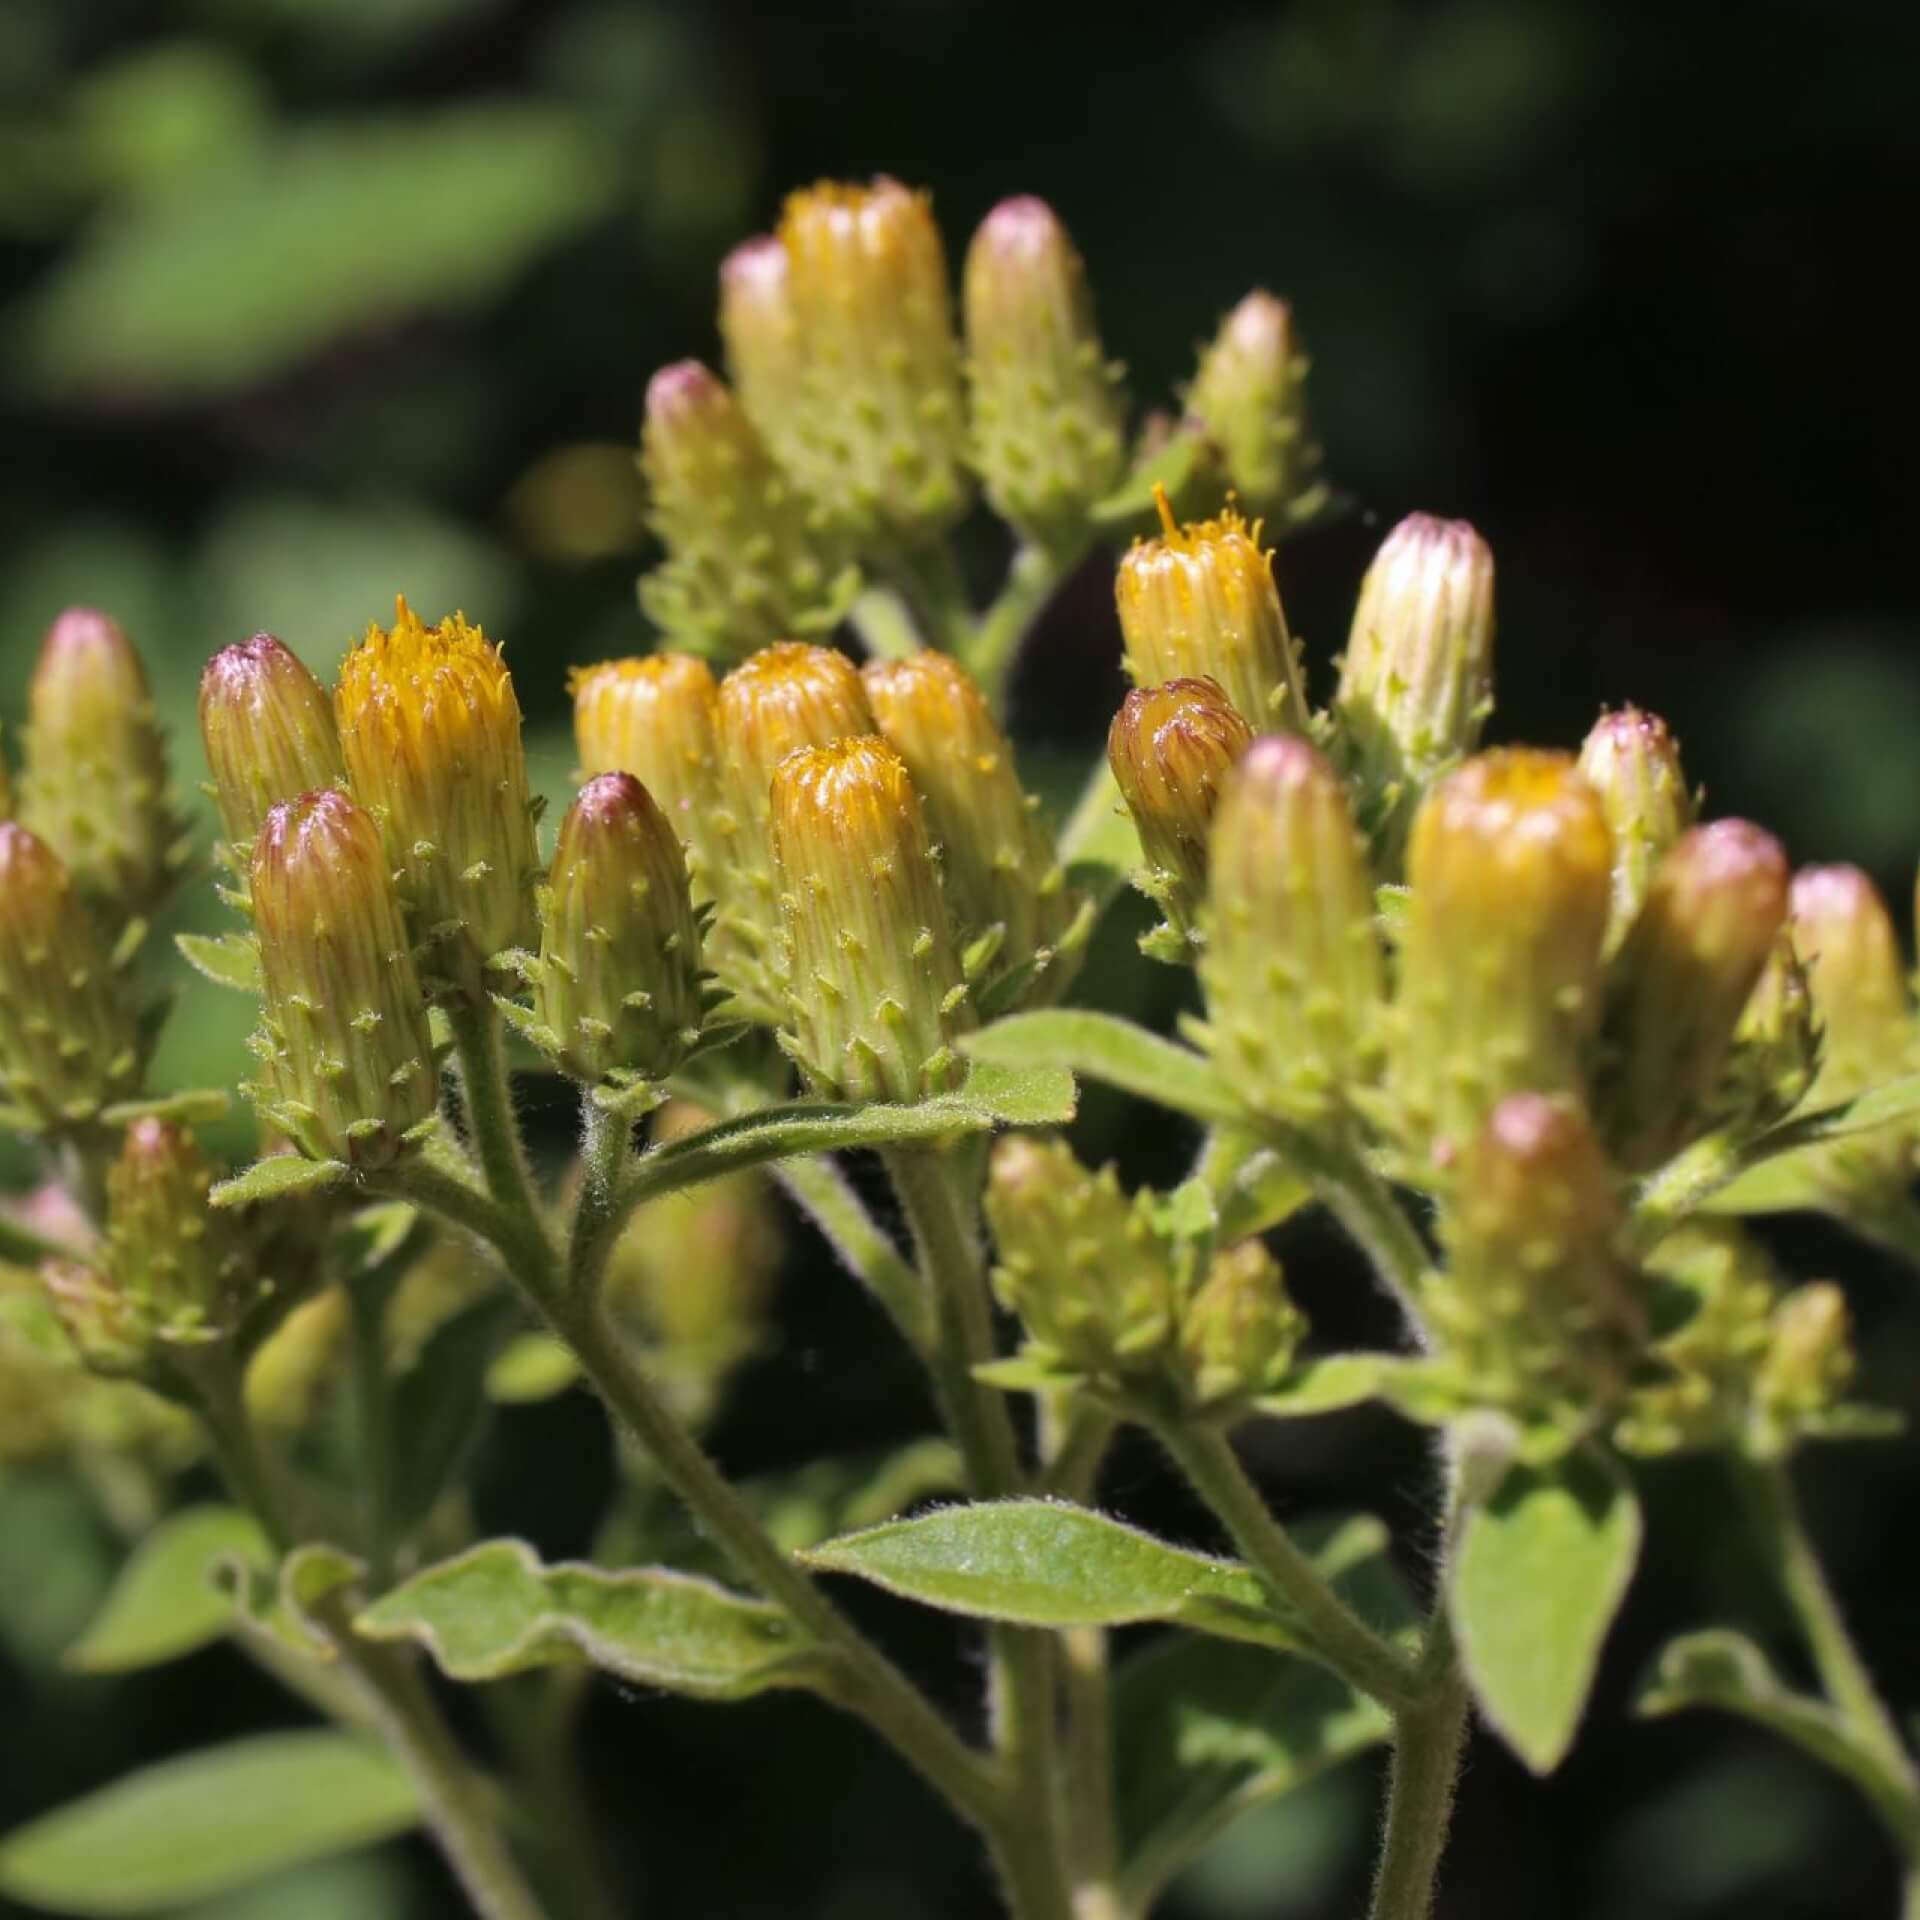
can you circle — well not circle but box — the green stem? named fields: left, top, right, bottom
left=848, top=584, right=927, bottom=660
left=446, top=998, right=547, bottom=1236
left=568, top=1097, right=634, bottom=1297
left=771, top=1152, right=933, bottom=1350
left=346, top=1271, right=399, bottom=1588
left=1368, top=1622, right=1470, bottom=1920
left=967, top=542, right=1075, bottom=715
left=543, top=1288, right=1002, bottom=1834
left=1156, top=1421, right=1423, bottom=1711
left=884, top=1145, right=1072, bottom=1920
left=1735, top=1457, right=1917, bottom=1788
left=197, top=1371, right=553, bottom=1920
left=1629, top=1127, right=1747, bottom=1251
left=884, top=536, right=976, bottom=657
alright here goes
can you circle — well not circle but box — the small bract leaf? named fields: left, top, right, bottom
left=962, top=1011, right=1239, bottom=1126
left=65, top=1506, right=268, bottom=1674
left=355, top=1539, right=829, bottom=1700
left=210, top=1157, right=348, bottom=1210
left=174, top=931, right=261, bottom=993
left=1450, top=1453, right=1642, bottom=1774
left=0, top=1732, right=419, bottom=1916
left=485, top=1332, right=581, bottom=1403
left=1255, top=1353, right=1411, bottom=1421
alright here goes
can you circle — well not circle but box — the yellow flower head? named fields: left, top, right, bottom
left=1114, top=490, right=1308, bottom=733
left=769, top=735, right=969, bottom=1103
left=336, top=598, right=538, bottom=987
left=571, top=653, right=722, bottom=899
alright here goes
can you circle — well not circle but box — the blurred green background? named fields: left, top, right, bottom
left=5, top=1, right=1920, bottom=1916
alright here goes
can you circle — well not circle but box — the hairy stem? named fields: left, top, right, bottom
left=968, top=542, right=1075, bottom=715
left=197, top=1371, right=553, bottom=1920
left=1156, top=1421, right=1423, bottom=1711
left=446, top=998, right=547, bottom=1239
left=567, top=1097, right=634, bottom=1296
left=345, top=1271, right=399, bottom=1587
left=1368, top=1626, right=1470, bottom=1920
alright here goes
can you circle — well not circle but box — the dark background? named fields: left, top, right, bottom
left=5, top=1, right=1920, bottom=1915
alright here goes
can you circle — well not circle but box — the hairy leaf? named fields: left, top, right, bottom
left=210, top=1156, right=347, bottom=1210
left=356, top=1539, right=829, bottom=1699
left=961, top=1012, right=1239, bottom=1127
left=1450, top=1454, right=1642, bottom=1774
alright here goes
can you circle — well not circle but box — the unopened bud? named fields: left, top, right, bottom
left=986, top=1133, right=1177, bottom=1379
left=1597, top=821, right=1789, bottom=1170
left=769, top=737, right=970, bottom=1102
left=572, top=653, right=725, bottom=900
left=773, top=178, right=970, bottom=538
left=0, top=824, right=141, bottom=1131
left=712, top=642, right=876, bottom=1018
left=199, top=634, right=346, bottom=850
left=1391, top=750, right=1612, bottom=1168
left=1577, top=707, right=1695, bottom=948
left=1787, top=865, right=1916, bottom=1196
left=638, top=359, right=855, bottom=659
left=1754, top=1282, right=1854, bottom=1439
left=335, top=600, right=540, bottom=991
left=1201, top=734, right=1384, bottom=1128
left=1176, top=1239, right=1305, bottom=1409
left=1334, top=514, right=1495, bottom=870
left=963, top=196, right=1126, bottom=551
left=19, top=607, right=187, bottom=924
left=1107, top=678, right=1252, bottom=959
left=719, top=234, right=806, bottom=472
left=248, top=791, right=438, bottom=1168
left=864, top=651, right=1080, bottom=999
left=1115, top=495, right=1309, bottom=732
left=1435, top=1094, right=1644, bottom=1418
left=1184, top=292, right=1324, bottom=528
left=528, top=774, right=704, bottom=1088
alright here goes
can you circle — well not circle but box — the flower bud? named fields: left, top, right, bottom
left=1107, top=679, right=1252, bottom=959
left=1715, top=929, right=1819, bottom=1128
left=335, top=600, right=539, bottom=990
left=719, top=234, right=805, bottom=470
left=985, top=1133, right=1177, bottom=1379
left=0, top=824, right=141, bottom=1131
left=1391, top=750, right=1612, bottom=1168
left=199, top=634, right=346, bottom=850
left=1577, top=707, right=1695, bottom=949
left=769, top=737, right=970, bottom=1102
left=963, top=196, right=1126, bottom=551
left=572, top=653, right=725, bottom=900
left=1754, top=1282, right=1855, bottom=1440
left=18, top=607, right=187, bottom=924
left=1596, top=821, right=1789, bottom=1170
left=528, top=774, right=704, bottom=1087
left=1787, top=865, right=1916, bottom=1195
left=1434, top=1094, right=1644, bottom=1420
left=1115, top=495, right=1309, bottom=732
left=864, top=651, right=1080, bottom=998
left=1334, top=515, right=1495, bottom=870
left=773, top=178, right=970, bottom=539
left=248, top=790, right=438, bottom=1167
left=711, top=643, right=876, bottom=1019
left=1176, top=1239, right=1306, bottom=1409
left=1184, top=292, right=1324, bottom=528
left=1201, top=734, right=1384, bottom=1128
left=637, top=359, right=855, bottom=659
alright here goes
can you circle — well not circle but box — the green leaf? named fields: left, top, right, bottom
left=355, top=1539, right=829, bottom=1700
left=25, top=109, right=609, bottom=397
left=174, top=931, right=261, bottom=993
left=1449, top=1453, right=1642, bottom=1774
left=1090, top=429, right=1222, bottom=531
left=0, top=1732, right=420, bottom=1915
left=961, top=1012, right=1240, bottom=1127
left=1255, top=1353, right=1412, bottom=1421
left=210, top=1157, right=348, bottom=1210
left=1635, top=1629, right=1918, bottom=1837
left=485, top=1331, right=581, bottom=1404
left=1113, top=1635, right=1391, bottom=1911
left=387, top=1294, right=520, bottom=1535
left=1057, top=759, right=1140, bottom=905
left=214, top=1543, right=361, bottom=1663
left=798, top=1500, right=1279, bottom=1636
left=65, top=1507, right=269, bottom=1674
left=615, top=1060, right=1075, bottom=1212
